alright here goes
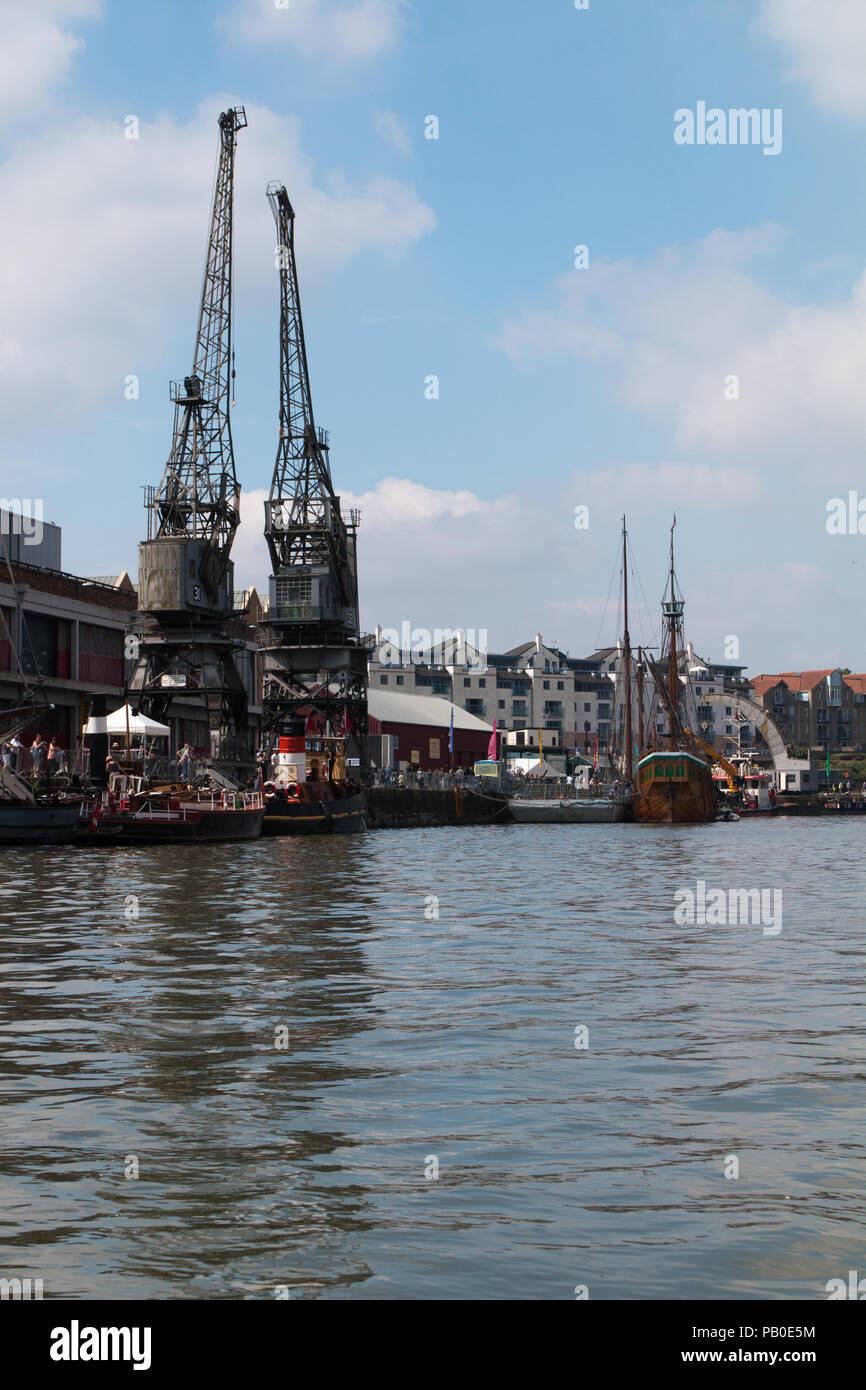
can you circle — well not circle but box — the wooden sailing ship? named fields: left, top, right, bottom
left=630, top=520, right=717, bottom=825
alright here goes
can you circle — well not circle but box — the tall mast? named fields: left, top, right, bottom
left=666, top=515, right=679, bottom=747
left=621, top=516, right=634, bottom=780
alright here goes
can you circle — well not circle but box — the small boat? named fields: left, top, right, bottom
left=79, top=788, right=264, bottom=843
left=738, top=769, right=777, bottom=816
left=509, top=796, right=625, bottom=824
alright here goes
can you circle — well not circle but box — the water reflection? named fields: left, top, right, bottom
left=0, top=821, right=864, bottom=1298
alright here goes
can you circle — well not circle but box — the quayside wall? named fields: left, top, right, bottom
left=365, top=787, right=510, bottom=829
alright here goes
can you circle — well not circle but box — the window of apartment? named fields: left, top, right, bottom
left=380, top=674, right=388, bottom=684
left=478, top=678, right=486, bottom=688
left=498, top=699, right=505, bottom=709
left=557, top=681, right=564, bottom=690
left=396, top=675, right=404, bottom=685
left=584, top=702, right=591, bottom=712
left=463, top=677, right=471, bottom=687
left=543, top=680, right=550, bottom=690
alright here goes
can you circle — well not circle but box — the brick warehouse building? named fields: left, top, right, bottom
left=0, top=515, right=137, bottom=760
left=367, top=689, right=493, bottom=771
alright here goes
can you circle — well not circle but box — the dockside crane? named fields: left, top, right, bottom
left=128, top=107, right=252, bottom=761
left=260, top=182, right=368, bottom=767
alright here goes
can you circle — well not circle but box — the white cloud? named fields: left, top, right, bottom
left=232, top=477, right=534, bottom=639
left=755, top=0, right=866, bottom=117
left=372, top=108, right=411, bottom=155
left=224, top=0, right=404, bottom=65
left=342, top=476, right=515, bottom=526
left=0, top=99, right=435, bottom=431
left=0, top=0, right=99, bottom=124
left=495, top=225, right=866, bottom=482
left=581, top=463, right=763, bottom=510
left=232, top=478, right=855, bottom=669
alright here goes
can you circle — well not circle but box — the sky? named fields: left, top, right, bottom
left=1, top=0, right=865, bottom=674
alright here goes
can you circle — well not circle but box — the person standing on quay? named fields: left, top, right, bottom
left=31, top=734, right=47, bottom=776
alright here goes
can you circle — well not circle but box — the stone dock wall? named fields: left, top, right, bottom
left=365, top=787, right=511, bottom=829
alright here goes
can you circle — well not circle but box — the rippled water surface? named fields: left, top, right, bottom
left=0, top=819, right=864, bottom=1299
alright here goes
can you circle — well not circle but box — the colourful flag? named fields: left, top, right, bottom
left=488, top=718, right=497, bottom=761
left=449, top=707, right=454, bottom=756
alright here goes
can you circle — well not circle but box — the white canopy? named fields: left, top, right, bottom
left=82, top=703, right=170, bottom=737
left=516, top=758, right=560, bottom=778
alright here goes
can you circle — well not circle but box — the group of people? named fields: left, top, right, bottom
left=828, top=778, right=866, bottom=797
left=1, top=733, right=65, bottom=777
left=370, top=766, right=483, bottom=790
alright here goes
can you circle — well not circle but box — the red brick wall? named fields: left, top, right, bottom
left=368, top=716, right=490, bottom=770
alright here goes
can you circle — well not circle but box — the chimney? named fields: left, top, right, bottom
left=687, top=641, right=694, bottom=663
left=535, top=633, right=542, bottom=653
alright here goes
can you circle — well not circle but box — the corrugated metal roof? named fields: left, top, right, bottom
left=368, top=688, right=493, bottom=732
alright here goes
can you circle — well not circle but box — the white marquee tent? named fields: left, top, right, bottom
left=82, top=704, right=170, bottom=737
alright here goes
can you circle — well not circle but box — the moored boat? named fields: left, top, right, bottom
left=0, top=799, right=82, bottom=845
left=632, top=520, right=716, bottom=825
left=509, top=796, right=625, bottom=824
left=635, top=749, right=716, bottom=824
left=260, top=725, right=367, bottom=835
left=78, top=788, right=264, bottom=843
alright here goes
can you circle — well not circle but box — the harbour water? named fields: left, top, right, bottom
left=0, top=819, right=863, bottom=1300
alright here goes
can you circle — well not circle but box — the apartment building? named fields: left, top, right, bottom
left=752, top=669, right=866, bottom=752
left=369, top=631, right=613, bottom=752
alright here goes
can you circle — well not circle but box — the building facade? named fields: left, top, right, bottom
left=369, top=631, right=612, bottom=755
left=0, top=515, right=137, bottom=763
left=752, top=670, right=866, bottom=752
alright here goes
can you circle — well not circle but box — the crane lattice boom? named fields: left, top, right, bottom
left=149, top=106, right=247, bottom=602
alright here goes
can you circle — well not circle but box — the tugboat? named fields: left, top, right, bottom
left=261, top=722, right=367, bottom=835
left=633, top=520, right=717, bottom=825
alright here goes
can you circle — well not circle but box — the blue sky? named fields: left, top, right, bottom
left=2, top=0, right=866, bottom=671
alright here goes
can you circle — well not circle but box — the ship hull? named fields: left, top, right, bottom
left=0, top=801, right=81, bottom=845
left=78, top=804, right=264, bottom=843
left=509, top=798, right=625, bottom=824
left=261, top=792, right=367, bottom=836
left=634, top=751, right=716, bottom=825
